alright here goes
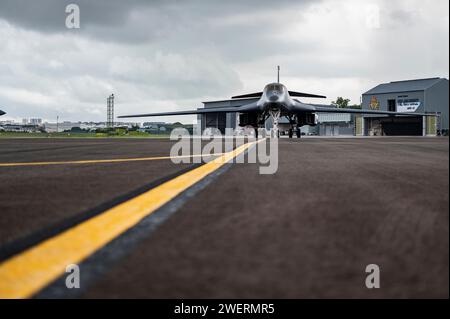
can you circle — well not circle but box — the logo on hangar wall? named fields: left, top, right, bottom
left=369, top=96, right=380, bottom=110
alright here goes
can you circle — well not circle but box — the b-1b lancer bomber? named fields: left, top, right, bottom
left=120, top=67, right=425, bottom=138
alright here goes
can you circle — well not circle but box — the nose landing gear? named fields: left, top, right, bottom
left=269, top=109, right=281, bottom=139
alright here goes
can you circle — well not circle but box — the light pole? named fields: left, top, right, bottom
left=107, top=94, right=114, bottom=129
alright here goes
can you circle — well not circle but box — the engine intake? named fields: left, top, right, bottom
left=297, top=113, right=319, bottom=127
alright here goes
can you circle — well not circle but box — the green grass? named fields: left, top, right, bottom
left=0, top=131, right=170, bottom=139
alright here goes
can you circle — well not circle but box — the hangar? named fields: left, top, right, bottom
left=197, top=98, right=258, bottom=134
left=359, top=78, right=449, bottom=136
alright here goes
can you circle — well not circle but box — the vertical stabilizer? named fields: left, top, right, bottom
left=277, top=66, right=280, bottom=83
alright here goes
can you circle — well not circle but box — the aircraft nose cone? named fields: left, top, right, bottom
left=269, top=94, right=279, bottom=102
left=0, top=110, right=5, bottom=116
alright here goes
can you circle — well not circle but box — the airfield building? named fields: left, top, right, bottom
left=197, top=98, right=259, bottom=134
left=359, top=78, right=449, bottom=136
left=316, top=113, right=355, bottom=136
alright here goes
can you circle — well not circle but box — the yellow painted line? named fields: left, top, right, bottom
left=0, top=153, right=225, bottom=167
left=0, top=141, right=257, bottom=299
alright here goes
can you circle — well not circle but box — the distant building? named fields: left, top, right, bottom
left=317, top=113, right=355, bottom=136
left=143, top=122, right=165, bottom=127
left=1, top=124, right=41, bottom=133
left=44, top=122, right=84, bottom=133
left=22, top=118, right=43, bottom=125
left=30, top=118, right=43, bottom=125
left=43, top=121, right=140, bottom=132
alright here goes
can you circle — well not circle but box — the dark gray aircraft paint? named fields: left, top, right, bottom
left=119, top=82, right=427, bottom=138
left=0, top=110, right=5, bottom=116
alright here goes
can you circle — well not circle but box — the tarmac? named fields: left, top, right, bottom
left=0, top=137, right=448, bottom=298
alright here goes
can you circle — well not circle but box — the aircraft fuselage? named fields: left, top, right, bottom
left=256, top=83, right=315, bottom=116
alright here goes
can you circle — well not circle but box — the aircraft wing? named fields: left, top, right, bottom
left=231, top=91, right=326, bottom=99
left=288, top=91, right=326, bottom=99
left=232, top=92, right=263, bottom=99
left=118, top=102, right=259, bottom=118
left=311, top=104, right=428, bottom=116
left=292, top=101, right=428, bottom=116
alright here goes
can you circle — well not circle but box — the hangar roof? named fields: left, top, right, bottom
left=363, top=77, right=446, bottom=95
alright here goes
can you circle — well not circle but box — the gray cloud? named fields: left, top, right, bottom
left=0, top=1, right=315, bottom=38
left=0, top=0, right=448, bottom=123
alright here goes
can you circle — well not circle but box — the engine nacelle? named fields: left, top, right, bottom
left=239, top=113, right=258, bottom=127
left=297, top=113, right=319, bottom=127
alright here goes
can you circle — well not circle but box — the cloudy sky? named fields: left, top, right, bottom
left=0, top=0, right=448, bottom=124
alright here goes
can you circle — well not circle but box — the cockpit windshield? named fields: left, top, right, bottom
left=266, top=84, right=284, bottom=92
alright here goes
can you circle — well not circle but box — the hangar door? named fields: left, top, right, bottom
left=204, top=112, right=227, bottom=134
left=369, top=117, right=423, bottom=136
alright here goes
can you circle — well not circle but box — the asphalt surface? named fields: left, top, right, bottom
left=0, top=137, right=448, bottom=298
left=0, top=139, right=191, bottom=246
